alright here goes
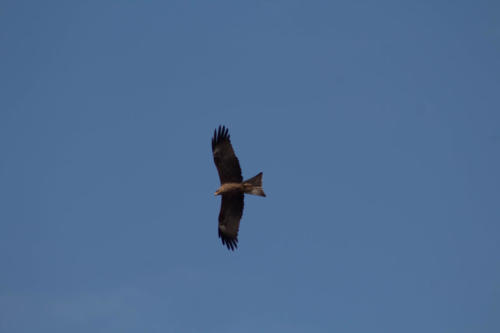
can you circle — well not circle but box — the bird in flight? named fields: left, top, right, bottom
left=212, top=125, right=266, bottom=251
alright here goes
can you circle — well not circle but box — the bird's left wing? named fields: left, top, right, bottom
left=212, top=126, right=243, bottom=184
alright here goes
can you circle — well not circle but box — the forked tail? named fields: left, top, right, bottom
left=243, top=172, right=266, bottom=197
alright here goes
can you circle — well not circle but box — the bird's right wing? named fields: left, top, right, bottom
left=218, top=192, right=244, bottom=251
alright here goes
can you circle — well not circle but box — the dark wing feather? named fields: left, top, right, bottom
left=212, top=125, right=243, bottom=184
left=218, top=193, right=244, bottom=251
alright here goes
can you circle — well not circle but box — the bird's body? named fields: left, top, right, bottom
left=211, top=125, right=266, bottom=251
left=215, top=174, right=266, bottom=197
left=215, top=182, right=245, bottom=195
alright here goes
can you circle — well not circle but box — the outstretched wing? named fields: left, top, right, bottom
left=218, top=193, right=244, bottom=251
left=212, top=125, right=242, bottom=184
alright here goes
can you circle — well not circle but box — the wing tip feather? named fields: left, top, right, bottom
left=218, top=229, right=238, bottom=251
left=212, top=125, right=231, bottom=151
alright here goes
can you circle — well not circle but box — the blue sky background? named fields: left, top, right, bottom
left=1, top=1, right=499, bottom=332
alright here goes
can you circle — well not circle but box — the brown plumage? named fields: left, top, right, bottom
left=212, top=125, right=266, bottom=251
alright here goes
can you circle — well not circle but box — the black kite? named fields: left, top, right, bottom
left=212, top=125, right=266, bottom=251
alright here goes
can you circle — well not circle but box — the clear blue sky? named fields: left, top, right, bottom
left=1, top=1, right=499, bottom=332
